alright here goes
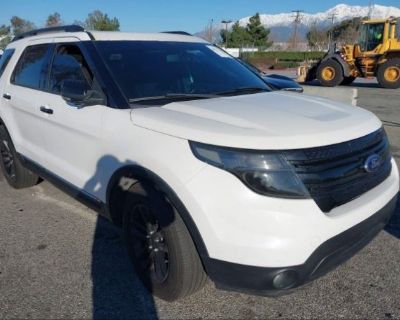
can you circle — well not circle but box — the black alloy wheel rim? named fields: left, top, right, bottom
left=0, top=139, right=16, bottom=180
left=128, top=203, right=169, bottom=284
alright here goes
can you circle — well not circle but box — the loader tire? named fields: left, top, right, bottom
left=377, top=59, right=400, bottom=89
left=317, top=59, right=344, bottom=87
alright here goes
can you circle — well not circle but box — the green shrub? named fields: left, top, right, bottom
left=241, top=51, right=325, bottom=61
left=242, top=51, right=325, bottom=69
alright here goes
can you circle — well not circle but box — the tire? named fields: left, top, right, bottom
left=317, top=59, right=344, bottom=87
left=377, top=59, right=400, bottom=89
left=122, top=183, right=207, bottom=301
left=341, top=76, right=356, bottom=86
left=0, top=125, right=39, bottom=189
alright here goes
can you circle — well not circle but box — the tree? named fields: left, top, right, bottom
left=84, top=10, right=120, bottom=31
left=246, top=13, right=272, bottom=48
left=222, top=21, right=252, bottom=48
left=46, top=12, right=62, bottom=27
left=306, top=21, right=329, bottom=51
left=330, top=17, right=363, bottom=45
left=10, top=16, right=35, bottom=35
left=220, top=13, right=272, bottom=49
left=0, top=25, right=11, bottom=49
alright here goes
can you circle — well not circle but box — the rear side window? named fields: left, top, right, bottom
left=11, top=44, right=51, bottom=90
left=0, top=49, right=15, bottom=78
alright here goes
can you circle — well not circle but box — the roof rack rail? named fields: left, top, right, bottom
left=12, top=25, right=85, bottom=42
left=161, top=31, right=192, bottom=36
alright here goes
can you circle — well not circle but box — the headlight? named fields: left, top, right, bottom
left=190, top=141, right=310, bottom=199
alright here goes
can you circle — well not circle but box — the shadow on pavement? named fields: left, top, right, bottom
left=91, top=217, right=158, bottom=320
left=303, top=79, right=381, bottom=89
left=85, top=155, right=158, bottom=320
left=343, top=82, right=381, bottom=89
left=385, top=193, right=400, bottom=239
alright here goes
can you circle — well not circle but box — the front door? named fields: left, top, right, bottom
left=39, top=40, right=107, bottom=192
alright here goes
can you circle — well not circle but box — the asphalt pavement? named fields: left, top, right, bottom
left=0, top=84, right=399, bottom=319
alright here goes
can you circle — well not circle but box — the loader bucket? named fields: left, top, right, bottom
left=297, top=66, right=308, bottom=83
left=297, top=65, right=318, bottom=83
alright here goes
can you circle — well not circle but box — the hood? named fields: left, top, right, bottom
left=130, top=92, right=381, bottom=150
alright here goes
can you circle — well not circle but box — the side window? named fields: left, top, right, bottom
left=49, top=44, right=93, bottom=94
left=11, top=44, right=50, bottom=89
left=0, top=49, right=15, bottom=78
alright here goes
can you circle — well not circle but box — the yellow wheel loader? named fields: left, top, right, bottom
left=298, top=18, right=400, bottom=89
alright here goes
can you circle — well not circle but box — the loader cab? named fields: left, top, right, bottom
left=358, top=22, right=385, bottom=52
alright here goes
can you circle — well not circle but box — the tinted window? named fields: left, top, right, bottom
left=359, top=23, right=385, bottom=51
left=0, top=49, right=15, bottom=78
left=96, top=41, right=268, bottom=103
left=12, top=44, right=50, bottom=89
left=49, top=45, right=93, bottom=94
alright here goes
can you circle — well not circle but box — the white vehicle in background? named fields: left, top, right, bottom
left=0, top=26, right=398, bottom=301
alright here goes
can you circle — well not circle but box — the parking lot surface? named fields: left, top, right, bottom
left=0, top=85, right=399, bottom=319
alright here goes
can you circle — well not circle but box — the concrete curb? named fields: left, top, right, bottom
left=302, top=86, right=358, bottom=106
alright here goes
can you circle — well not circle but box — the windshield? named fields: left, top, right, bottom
left=95, top=41, right=269, bottom=104
left=358, top=23, right=384, bottom=52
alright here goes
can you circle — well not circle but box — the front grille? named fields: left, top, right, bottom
left=284, top=128, right=392, bottom=212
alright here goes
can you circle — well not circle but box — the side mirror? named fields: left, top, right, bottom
left=61, top=79, right=87, bottom=102
left=282, top=87, right=304, bottom=93
left=61, top=79, right=105, bottom=106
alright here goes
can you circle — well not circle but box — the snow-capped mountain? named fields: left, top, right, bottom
left=194, top=4, right=400, bottom=42
left=238, top=4, right=400, bottom=28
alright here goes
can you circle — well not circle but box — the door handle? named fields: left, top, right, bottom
left=40, top=106, right=54, bottom=115
left=2, top=93, right=11, bottom=100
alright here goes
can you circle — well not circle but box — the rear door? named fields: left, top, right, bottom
left=2, top=41, right=53, bottom=163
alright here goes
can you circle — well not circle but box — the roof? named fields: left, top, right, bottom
left=9, top=25, right=207, bottom=46
left=362, top=18, right=399, bottom=24
left=89, top=31, right=207, bottom=43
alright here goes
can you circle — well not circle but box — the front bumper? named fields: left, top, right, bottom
left=202, top=195, right=398, bottom=295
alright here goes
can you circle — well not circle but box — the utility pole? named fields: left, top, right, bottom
left=207, top=19, right=214, bottom=43
left=221, top=19, right=232, bottom=48
left=291, top=10, right=303, bottom=50
left=368, top=0, right=374, bottom=19
left=328, top=13, right=337, bottom=26
left=328, top=12, right=337, bottom=45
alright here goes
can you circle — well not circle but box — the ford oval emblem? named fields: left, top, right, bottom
left=364, top=154, right=382, bottom=173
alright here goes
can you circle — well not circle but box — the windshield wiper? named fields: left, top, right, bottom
left=216, top=87, right=269, bottom=96
left=129, top=93, right=219, bottom=103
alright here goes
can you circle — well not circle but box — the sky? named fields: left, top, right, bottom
left=1, top=0, right=399, bottom=33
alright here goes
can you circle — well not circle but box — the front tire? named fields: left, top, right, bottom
left=317, top=59, right=344, bottom=87
left=377, top=59, right=400, bottom=89
left=0, top=125, right=39, bottom=189
left=123, top=183, right=207, bottom=301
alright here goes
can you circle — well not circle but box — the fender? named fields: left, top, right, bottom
left=381, top=50, right=400, bottom=61
left=322, top=54, right=351, bottom=77
left=106, top=164, right=209, bottom=258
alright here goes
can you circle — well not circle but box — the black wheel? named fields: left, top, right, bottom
left=0, top=125, right=39, bottom=189
left=123, top=183, right=207, bottom=301
left=317, top=59, right=344, bottom=87
left=341, top=76, right=356, bottom=86
left=377, top=59, right=400, bottom=89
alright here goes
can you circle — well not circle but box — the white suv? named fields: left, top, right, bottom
left=0, top=26, right=398, bottom=301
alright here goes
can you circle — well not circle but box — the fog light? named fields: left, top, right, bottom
left=272, top=270, right=299, bottom=289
